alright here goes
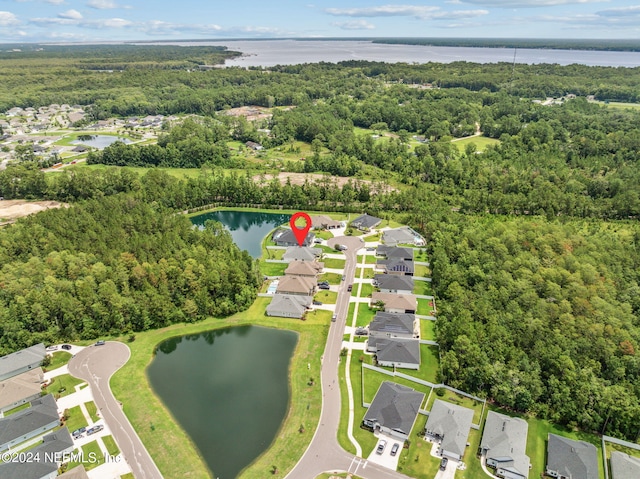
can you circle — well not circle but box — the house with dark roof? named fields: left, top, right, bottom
left=374, top=338, right=420, bottom=370
left=0, top=394, right=59, bottom=451
left=371, top=293, right=417, bottom=314
left=382, top=226, right=425, bottom=247
left=374, top=274, right=414, bottom=294
left=363, top=381, right=425, bottom=441
left=376, top=246, right=414, bottom=261
left=266, top=294, right=312, bottom=319
left=272, top=228, right=315, bottom=247
left=367, top=312, right=418, bottom=353
left=350, top=213, right=382, bottom=231
left=282, top=246, right=321, bottom=262
left=245, top=141, right=263, bottom=151
left=377, top=258, right=415, bottom=276
left=611, top=451, right=640, bottom=479
left=311, top=215, right=342, bottom=230
left=0, top=427, right=74, bottom=479
left=545, top=434, right=598, bottom=479
left=0, top=343, right=46, bottom=382
left=480, top=411, right=530, bottom=479
left=0, top=367, right=44, bottom=414
left=275, top=275, right=316, bottom=296
left=284, top=260, right=323, bottom=277
left=425, top=399, right=474, bottom=461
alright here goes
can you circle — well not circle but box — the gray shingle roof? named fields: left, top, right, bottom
left=383, top=227, right=422, bottom=246
left=0, top=367, right=44, bottom=410
left=374, top=275, right=414, bottom=292
left=0, top=460, right=57, bottom=479
left=376, top=246, right=414, bottom=260
left=0, top=394, right=59, bottom=447
left=611, top=451, right=640, bottom=479
left=378, top=258, right=415, bottom=275
left=266, top=294, right=311, bottom=317
left=272, top=228, right=315, bottom=246
left=283, top=246, right=320, bottom=262
left=481, top=411, right=530, bottom=479
left=375, top=339, right=420, bottom=366
left=425, top=399, right=474, bottom=459
left=363, top=381, right=425, bottom=436
left=546, top=434, right=598, bottom=479
left=369, top=312, right=415, bottom=336
left=0, top=344, right=46, bottom=380
left=351, top=214, right=382, bottom=229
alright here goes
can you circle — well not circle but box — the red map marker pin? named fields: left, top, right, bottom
left=290, top=212, right=312, bottom=247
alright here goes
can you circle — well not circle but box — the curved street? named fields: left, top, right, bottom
left=68, top=342, right=163, bottom=479
left=286, top=236, right=415, bottom=479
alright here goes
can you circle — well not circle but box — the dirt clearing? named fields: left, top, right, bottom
left=0, top=200, right=66, bottom=224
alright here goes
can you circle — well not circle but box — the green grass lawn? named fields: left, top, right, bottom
left=121, top=474, right=135, bottom=479
left=421, top=320, right=436, bottom=341
left=3, top=403, right=30, bottom=416
left=358, top=283, right=373, bottom=298
left=338, top=356, right=357, bottom=455
left=84, top=401, right=100, bottom=423
left=452, top=135, right=501, bottom=152
left=69, top=163, right=207, bottom=180
left=396, top=414, right=440, bottom=478
left=416, top=299, right=434, bottom=316
left=110, top=296, right=328, bottom=479
left=350, top=358, right=379, bottom=457
left=355, top=267, right=375, bottom=279
left=64, top=405, right=89, bottom=432
left=315, top=230, right=334, bottom=240
left=605, top=441, right=640, bottom=459
left=82, top=440, right=106, bottom=470
left=458, top=429, right=484, bottom=479
left=102, top=435, right=120, bottom=456
left=263, top=249, right=285, bottom=260
left=45, top=351, right=73, bottom=371
left=362, top=233, right=381, bottom=242
left=347, top=302, right=356, bottom=326
left=414, top=249, right=429, bottom=262
left=371, top=344, right=440, bottom=384
left=314, top=290, right=337, bottom=304
left=414, top=264, right=431, bottom=277
left=344, top=228, right=364, bottom=237
left=356, top=304, right=376, bottom=327
left=323, top=258, right=346, bottom=269
left=362, top=365, right=431, bottom=408
left=413, top=280, right=432, bottom=296
left=356, top=255, right=377, bottom=265
left=259, top=261, right=287, bottom=276
left=318, top=272, right=341, bottom=285
left=45, top=374, right=85, bottom=398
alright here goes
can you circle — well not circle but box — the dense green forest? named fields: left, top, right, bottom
left=2, top=46, right=640, bottom=440
left=0, top=194, right=259, bottom=354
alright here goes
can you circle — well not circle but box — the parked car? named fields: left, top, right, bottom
left=341, top=275, right=346, bottom=281
left=317, top=280, right=329, bottom=286
left=95, top=340, right=105, bottom=346
left=87, top=425, right=104, bottom=436
left=312, top=300, right=323, bottom=305
left=391, top=443, right=400, bottom=456
left=366, top=246, right=375, bottom=251
left=376, top=440, right=387, bottom=454
left=72, top=427, right=86, bottom=437
left=440, top=457, right=448, bottom=471
left=347, top=284, right=353, bottom=292
left=45, top=345, right=58, bottom=352
left=313, top=238, right=323, bottom=243
left=355, top=327, right=368, bottom=336
left=61, top=344, right=72, bottom=350
left=319, top=284, right=330, bottom=290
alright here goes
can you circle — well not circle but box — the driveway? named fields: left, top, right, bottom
left=366, top=434, right=403, bottom=470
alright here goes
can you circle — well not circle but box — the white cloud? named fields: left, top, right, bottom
left=87, top=0, right=120, bottom=9
left=46, top=0, right=66, bottom=4
left=597, top=5, right=640, bottom=16
left=59, top=9, right=82, bottom=19
left=0, top=11, right=20, bottom=26
left=326, top=5, right=440, bottom=18
left=333, top=20, right=376, bottom=30
left=99, top=17, right=132, bottom=28
left=459, top=0, right=607, bottom=6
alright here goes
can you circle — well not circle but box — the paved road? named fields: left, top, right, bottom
left=286, top=236, right=415, bottom=479
left=68, top=342, right=164, bottom=479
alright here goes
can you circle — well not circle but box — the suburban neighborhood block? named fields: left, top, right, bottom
left=480, top=411, right=530, bottom=479
left=0, top=394, right=59, bottom=451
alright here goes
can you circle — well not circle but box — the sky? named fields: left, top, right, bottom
left=1, top=0, right=639, bottom=43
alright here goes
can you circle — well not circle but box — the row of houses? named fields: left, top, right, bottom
left=266, top=245, right=323, bottom=319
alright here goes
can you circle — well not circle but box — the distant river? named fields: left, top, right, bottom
left=147, top=40, right=640, bottom=67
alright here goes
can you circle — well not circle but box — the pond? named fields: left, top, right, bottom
left=190, top=210, right=290, bottom=258
left=71, top=135, right=132, bottom=149
left=147, top=325, right=298, bottom=479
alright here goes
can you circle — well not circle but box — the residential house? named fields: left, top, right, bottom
left=0, top=427, right=74, bottom=479
left=545, top=434, right=598, bottom=479
left=0, top=343, right=46, bottom=382
left=58, top=466, right=91, bottom=479
left=272, top=228, right=315, bottom=247
left=610, top=451, right=640, bottom=479
left=0, top=367, right=44, bottom=414
left=282, top=246, right=321, bottom=262
left=480, top=411, right=530, bottom=479
left=367, top=312, right=418, bottom=352
left=350, top=213, right=382, bottom=231
left=266, top=294, right=312, bottom=319
left=374, top=275, right=414, bottom=294
left=371, top=292, right=417, bottom=314
left=275, top=275, right=316, bottom=296
left=284, top=260, right=323, bottom=277
left=245, top=141, right=264, bottom=150
left=376, top=246, right=414, bottom=261
left=0, top=394, right=59, bottom=451
left=311, top=215, right=342, bottom=230
left=425, top=399, right=474, bottom=461
left=374, top=338, right=420, bottom=370
left=71, top=145, right=89, bottom=153
left=382, top=226, right=425, bottom=247
left=377, top=258, right=415, bottom=276
left=363, top=381, right=425, bottom=441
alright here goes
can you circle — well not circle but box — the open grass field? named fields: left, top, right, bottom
left=452, top=135, right=501, bottom=152
left=45, top=351, right=73, bottom=371
left=592, top=100, right=640, bottom=110
left=45, top=374, right=85, bottom=398
left=69, top=163, right=208, bottom=180
left=110, top=296, right=328, bottom=479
